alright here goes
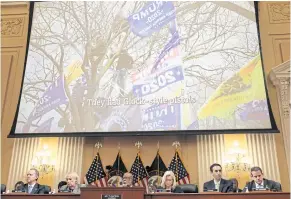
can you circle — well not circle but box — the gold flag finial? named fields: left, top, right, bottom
left=172, top=141, right=180, bottom=150
left=135, top=141, right=142, bottom=149
left=95, top=142, right=102, bottom=152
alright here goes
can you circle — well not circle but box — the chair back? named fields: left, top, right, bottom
left=177, top=184, right=198, bottom=193
left=1, top=184, right=6, bottom=194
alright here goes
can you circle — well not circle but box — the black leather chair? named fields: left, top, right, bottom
left=43, top=185, right=51, bottom=194
left=177, top=184, right=198, bottom=193
left=1, top=184, right=6, bottom=194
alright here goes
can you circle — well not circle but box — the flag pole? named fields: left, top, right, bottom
left=135, top=141, right=142, bottom=185
left=94, top=142, right=102, bottom=185
left=172, top=141, right=180, bottom=182
left=117, top=142, right=120, bottom=186
left=118, top=142, right=120, bottom=174
left=157, top=141, right=160, bottom=185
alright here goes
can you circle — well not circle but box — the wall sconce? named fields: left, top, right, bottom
left=31, top=144, right=56, bottom=177
left=224, top=141, right=251, bottom=176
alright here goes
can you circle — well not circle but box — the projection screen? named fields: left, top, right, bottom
left=10, top=1, right=278, bottom=137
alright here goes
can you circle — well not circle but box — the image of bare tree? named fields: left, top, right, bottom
left=17, top=1, right=261, bottom=133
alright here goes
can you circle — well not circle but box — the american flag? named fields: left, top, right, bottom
left=130, top=153, right=149, bottom=190
left=168, top=151, right=190, bottom=184
left=85, top=152, right=107, bottom=187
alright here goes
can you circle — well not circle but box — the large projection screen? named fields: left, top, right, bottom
left=10, top=1, right=278, bottom=137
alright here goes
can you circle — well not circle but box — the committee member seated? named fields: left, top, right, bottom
left=229, top=178, right=242, bottom=193
left=157, top=171, right=183, bottom=193
left=122, top=172, right=135, bottom=187
left=203, top=163, right=233, bottom=193
left=243, top=166, right=282, bottom=192
left=59, top=172, right=86, bottom=194
left=24, top=168, right=45, bottom=194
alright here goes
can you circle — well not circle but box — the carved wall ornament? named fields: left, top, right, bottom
left=269, top=60, right=290, bottom=173
left=279, top=78, right=290, bottom=118
left=1, top=17, right=24, bottom=36
left=268, top=3, right=290, bottom=23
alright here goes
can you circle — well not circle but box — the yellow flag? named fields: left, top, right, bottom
left=64, top=60, right=84, bottom=85
left=197, top=56, right=266, bottom=119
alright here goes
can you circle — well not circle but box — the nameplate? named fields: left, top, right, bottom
left=101, top=194, right=122, bottom=199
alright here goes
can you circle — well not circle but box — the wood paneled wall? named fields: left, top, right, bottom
left=1, top=2, right=30, bottom=185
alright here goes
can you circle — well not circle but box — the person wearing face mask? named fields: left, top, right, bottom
left=243, top=167, right=282, bottom=192
left=59, top=172, right=86, bottom=194
left=23, top=168, right=45, bottom=194
left=203, top=163, right=233, bottom=193
left=157, top=171, right=183, bottom=193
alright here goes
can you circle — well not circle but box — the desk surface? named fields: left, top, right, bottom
left=2, top=192, right=290, bottom=199
left=146, top=192, right=290, bottom=199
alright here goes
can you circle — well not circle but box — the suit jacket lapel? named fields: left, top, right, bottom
left=31, top=184, right=38, bottom=194
left=263, top=179, right=268, bottom=188
left=24, top=184, right=28, bottom=193
left=210, top=180, right=215, bottom=190
left=219, top=179, right=225, bottom=192
left=251, top=181, right=256, bottom=190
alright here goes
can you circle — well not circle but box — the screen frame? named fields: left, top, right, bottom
left=8, top=1, right=279, bottom=138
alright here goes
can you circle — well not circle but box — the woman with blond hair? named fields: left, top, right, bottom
left=59, top=172, right=86, bottom=194
left=158, top=171, right=183, bottom=193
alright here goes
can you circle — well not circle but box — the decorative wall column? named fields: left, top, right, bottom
left=7, top=138, right=40, bottom=191
left=54, top=137, right=84, bottom=189
left=197, top=134, right=225, bottom=191
left=246, top=134, right=281, bottom=182
left=269, top=60, right=290, bottom=172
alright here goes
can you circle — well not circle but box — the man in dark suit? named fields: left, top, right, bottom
left=243, top=166, right=282, bottom=192
left=203, top=163, right=233, bottom=193
left=23, top=168, right=45, bottom=194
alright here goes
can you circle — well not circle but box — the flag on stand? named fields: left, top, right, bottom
left=130, top=153, right=149, bottom=190
left=147, top=151, right=168, bottom=188
left=107, top=152, right=128, bottom=187
left=149, top=151, right=167, bottom=177
left=85, top=152, right=107, bottom=187
left=168, top=151, right=190, bottom=184
left=109, top=152, right=128, bottom=178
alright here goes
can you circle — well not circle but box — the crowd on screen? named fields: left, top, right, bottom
left=0, top=164, right=282, bottom=194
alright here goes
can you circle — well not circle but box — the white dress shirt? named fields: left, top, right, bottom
left=214, top=180, right=221, bottom=191
left=28, top=183, right=36, bottom=193
left=255, top=181, right=264, bottom=189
